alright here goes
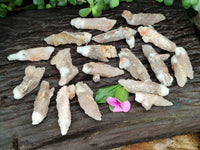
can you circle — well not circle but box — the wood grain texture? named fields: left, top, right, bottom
left=0, top=1, right=200, bottom=150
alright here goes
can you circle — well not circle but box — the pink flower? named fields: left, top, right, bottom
left=106, top=97, right=131, bottom=112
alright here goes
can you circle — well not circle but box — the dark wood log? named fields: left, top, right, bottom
left=0, top=1, right=200, bottom=150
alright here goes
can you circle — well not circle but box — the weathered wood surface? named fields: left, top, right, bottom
left=0, top=1, right=200, bottom=150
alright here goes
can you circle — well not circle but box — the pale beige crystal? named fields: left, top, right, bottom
left=7, top=46, right=55, bottom=61
left=82, top=62, right=124, bottom=82
left=44, top=31, right=92, bottom=46
left=77, top=45, right=117, bottom=62
left=119, top=48, right=151, bottom=81
left=118, top=79, right=169, bottom=96
left=171, top=47, right=194, bottom=87
left=142, top=45, right=173, bottom=86
left=122, top=10, right=166, bottom=26
left=171, top=56, right=187, bottom=87
left=70, top=17, right=116, bottom=32
left=75, top=82, right=102, bottom=120
left=138, top=26, right=176, bottom=52
left=51, top=48, right=79, bottom=86
left=92, top=27, right=137, bottom=48
left=32, top=80, right=55, bottom=125
left=174, top=47, right=194, bottom=79
left=56, top=85, right=76, bottom=136
left=135, top=92, right=173, bottom=111
left=13, top=66, right=45, bottom=99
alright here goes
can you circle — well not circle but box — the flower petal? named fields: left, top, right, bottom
left=120, top=100, right=131, bottom=112
left=106, top=97, right=119, bottom=107
left=113, top=105, right=123, bottom=112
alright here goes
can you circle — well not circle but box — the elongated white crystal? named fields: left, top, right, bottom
left=71, top=17, right=116, bottom=32
left=142, top=45, right=173, bottom=86
left=77, top=45, right=117, bottom=62
left=135, top=92, right=173, bottom=111
left=32, top=80, right=54, bottom=125
left=56, top=85, right=76, bottom=136
left=122, top=10, right=166, bottom=26
left=8, top=46, right=54, bottom=61
left=92, top=27, right=137, bottom=48
left=174, top=47, right=194, bottom=79
left=83, top=62, right=124, bottom=82
left=138, top=26, right=176, bottom=52
left=51, top=48, right=79, bottom=86
left=13, top=66, right=45, bottom=99
left=44, top=31, right=92, bottom=46
left=119, top=48, right=151, bottom=81
left=76, top=82, right=102, bottom=120
left=171, top=47, right=194, bottom=87
left=118, top=79, right=169, bottom=96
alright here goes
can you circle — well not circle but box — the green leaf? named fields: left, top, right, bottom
left=87, top=0, right=93, bottom=4
left=33, top=0, right=44, bottom=6
left=193, top=0, right=200, bottom=11
left=77, top=1, right=83, bottom=5
left=15, top=0, right=22, bottom=6
left=103, top=0, right=110, bottom=10
left=156, top=0, right=163, bottom=2
left=79, top=7, right=91, bottom=17
left=114, top=86, right=129, bottom=102
left=0, top=3, right=7, bottom=8
left=95, top=0, right=104, bottom=11
left=163, top=0, right=174, bottom=6
left=8, top=2, right=15, bottom=8
left=49, top=0, right=56, bottom=7
left=0, top=7, right=7, bottom=17
left=46, top=3, right=52, bottom=8
left=110, top=0, right=119, bottom=8
left=109, top=105, right=114, bottom=112
left=95, top=84, right=122, bottom=103
left=92, top=7, right=97, bottom=14
left=190, top=0, right=198, bottom=5
left=182, top=0, right=191, bottom=9
left=92, top=7, right=102, bottom=17
left=57, top=0, right=67, bottom=6
left=37, top=5, right=44, bottom=9
left=7, top=6, right=12, bottom=10
left=68, top=0, right=76, bottom=5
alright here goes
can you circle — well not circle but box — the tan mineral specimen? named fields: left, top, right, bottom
left=32, top=80, right=55, bottom=125
left=82, top=62, right=124, bottom=82
left=118, top=79, right=169, bottom=96
left=119, top=48, right=151, bottom=81
left=77, top=45, right=117, bottom=62
left=7, top=46, right=55, bottom=61
left=92, top=27, right=137, bottom=48
left=70, top=17, right=116, bottom=32
left=56, top=85, right=76, bottom=136
left=13, top=66, right=45, bottom=99
left=142, top=45, right=173, bottom=86
left=50, top=48, right=79, bottom=86
left=115, top=134, right=200, bottom=150
left=171, top=47, right=194, bottom=87
left=135, top=92, right=173, bottom=111
left=75, top=82, right=102, bottom=120
left=44, top=31, right=92, bottom=46
left=138, top=26, right=176, bottom=52
left=122, top=10, right=166, bottom=26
